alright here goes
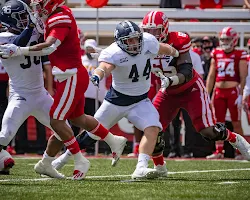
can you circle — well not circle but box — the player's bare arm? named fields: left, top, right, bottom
left=239, top=59, right=248, bottom=96
left=91, top=62, right=115, bottom=86
left=158, top=43, right=179, bottom=58
left=206, top=58, right=216, bottom=95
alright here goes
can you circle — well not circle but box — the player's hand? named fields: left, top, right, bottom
left=151, top=67, right=163, bottom=77
left=160, top=76, right=171, bottom=89
left=0, top=44, right=22, bottom=58
left=90, top=74, right=100, bottom=87
left=234, top=95, right=243, bottom=109
left=243, top=95, right=249, bottom=112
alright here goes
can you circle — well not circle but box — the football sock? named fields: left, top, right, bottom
left=64, top=136, right=80, bottom=154
left=152, top=154, right=164, bottom=166
left=136, top=153, right=150, bottom=169
left=42, top=151, right=54, bottom=164
left=90, top=123, right=109, bottom=139
left=225, top=129, right=237, bottom=143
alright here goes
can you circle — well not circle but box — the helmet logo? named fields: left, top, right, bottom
left=2, top=6, right=11, bottom=14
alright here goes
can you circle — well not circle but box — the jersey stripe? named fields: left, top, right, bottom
left=48, top=15, right=70, bottom=23
left=48, top=19, right=72, bottom=28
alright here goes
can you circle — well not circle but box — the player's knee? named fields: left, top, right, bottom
left=76, top=131, right=97, bottom=150
left=152, top=131, right=165, bottom=156
left=200, top=123, right=227, bottom=142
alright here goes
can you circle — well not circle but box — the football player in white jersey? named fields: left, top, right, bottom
left=52, top=20, right=179, bottom=179
left=0, top=0, right=64, bottom=177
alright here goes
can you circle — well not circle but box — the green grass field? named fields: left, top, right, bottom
left=0, top=157, right=250, bottom=200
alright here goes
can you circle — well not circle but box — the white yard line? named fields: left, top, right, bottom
left=1, top=168, right=250, bottom=182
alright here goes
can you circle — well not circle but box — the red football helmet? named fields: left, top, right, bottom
left=219, top=27, right=238, bottom=51
left=141, top=11, right=169, bottom=42
left=30, top=0, right=65, bottom=21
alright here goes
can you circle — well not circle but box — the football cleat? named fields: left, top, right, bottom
left=0, top=150, right=15, bottom=175
left=206, top=152, right=224, bottom=159
left=111, top=136, right=127, bottom=167
left=73, top=159, right=90, bottom=180
left=34, top=160, right=65, bottom=179
left=230, top=134, right=250, bottom=160
left=132, top=167, right=159, bottom=179
left=154, top=161, right=168, bottom=177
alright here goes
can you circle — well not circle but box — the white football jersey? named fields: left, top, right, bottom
left=0, top=30, right=44, bottom=95
left=98, top=32, right=159, bottom=96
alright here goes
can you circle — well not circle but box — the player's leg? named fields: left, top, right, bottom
left=51, top=99, right=127, bottom=170
left=150, top=91, right=180, bottom=177
left=206, top=88, right=227, bottom=159
left=0, top=94, right=31, bottom=173
left=188, top=79, right=250, bottom=160
left=32, top=90, right=65, bottom=178
left=70, top=99, right=128, bottom=166
left=127, top=127, right=142, bottom=157
left=127, top=99, right=162, bottom=179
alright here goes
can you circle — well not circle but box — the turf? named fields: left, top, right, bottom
left=0, top=157, right=250, bottom=200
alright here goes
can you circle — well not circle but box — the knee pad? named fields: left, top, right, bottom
left=203, top=122, right=228, bottom=142
left=76, top=131, right=97, bottom=150
left=152, top=131, right=165, bottom=156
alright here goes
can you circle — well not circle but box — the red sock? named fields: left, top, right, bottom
left=64, top=136, right=80, bottom=155
left=226, top=129, right=237, bottom=143
left=90, top=123, right=109, bottom=139
left=215, top=143, right=224, bottom=154
left=133, top=143, right=139, bottom=154
left=152, top=154, right=164, bottom=166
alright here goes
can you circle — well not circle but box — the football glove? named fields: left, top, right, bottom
left=0, top=44, right=23, bottom=58
left=90, top=75, right=100, bottom=87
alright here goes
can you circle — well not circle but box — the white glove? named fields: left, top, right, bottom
left=234, top=95, right=243, bottom=109
left=161, top=76, right=171, bottom=89
left=0, top=44, right=23, bottom=58
left=151, top=67, right=163, bottom=77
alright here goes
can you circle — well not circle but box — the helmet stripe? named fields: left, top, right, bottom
left=125, top=20, right=135, bottom=32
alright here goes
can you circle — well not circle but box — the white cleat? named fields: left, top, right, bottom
left=230, top=134, right=250, bottom=160
left=154, top=161, right=168, bottom=177
left=73, top=160, right=90, bottom=180
left=206, top=152, right=224, bottom=159
left=0, top=149, right=15, bottom=175
left=131, top=167, right=159, bottom=179
left=111, top=136, right=127, bottom=167
left=34, top=160, right=65, bottom=179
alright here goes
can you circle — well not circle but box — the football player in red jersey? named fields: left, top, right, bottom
left=206, top=27, right=248, bottom=159
left=141, top=11, right=250, bottom=177
left=0, top=0, right=127, bottom=180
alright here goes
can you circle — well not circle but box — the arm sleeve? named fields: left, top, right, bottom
left=13, top=26, right=35, bottom=47
left=190, top=50, right=204, bottom=75
left=48, top=27, right=70, bottom=43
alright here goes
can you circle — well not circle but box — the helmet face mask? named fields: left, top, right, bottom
left=115, top=20, right=143, bottom=56
left=141, top=11, right=169, bottom=42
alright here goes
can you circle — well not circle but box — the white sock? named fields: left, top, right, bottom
left=58, top=150, right=72, bottom=163
left=136, top=153, right=150, bottom=169
left=42, top=151, right=54, bottom=164
left=73, top=152, right=89, bottom=164
left=103, top=132, right=116, bottom=148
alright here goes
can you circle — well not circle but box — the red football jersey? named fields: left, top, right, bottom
left=0, top=62, right=8, bottom=81
left=45, top=6, right=83, bottom=71
left=211, top=48, right=247, bottom=83
left=151, top=31, right=199, bottom=94
left=200, top=0, right=223, bottom=9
